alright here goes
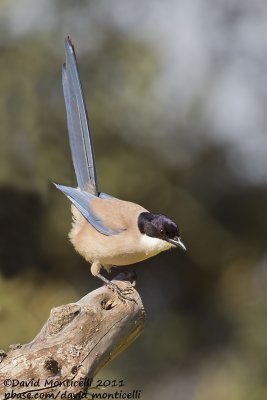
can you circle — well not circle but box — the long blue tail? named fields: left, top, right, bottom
left=62, top=36, right=98, bottom=195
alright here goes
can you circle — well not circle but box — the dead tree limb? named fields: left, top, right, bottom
left=0, top=275, right=145, bottom=398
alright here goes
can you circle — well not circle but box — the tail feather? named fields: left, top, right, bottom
left=62, top=36, right=98, bottom=195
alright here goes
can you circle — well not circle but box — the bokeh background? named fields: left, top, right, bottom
left=1, top=1, right=267, bottom=399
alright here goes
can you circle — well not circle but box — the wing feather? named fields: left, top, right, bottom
left=54, top=184, right=123, bottom=236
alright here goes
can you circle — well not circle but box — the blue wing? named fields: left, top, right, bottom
left=98, top=192, right=115, bottom=199
left=54, top=184, right=123, bottom=236
left=62, top=36, right=98, bottom=195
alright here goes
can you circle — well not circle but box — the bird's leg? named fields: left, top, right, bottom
left=91, top=262, right=135, bottom=302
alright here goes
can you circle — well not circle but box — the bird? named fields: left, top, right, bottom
left=55, top=37, right=186, bottom=295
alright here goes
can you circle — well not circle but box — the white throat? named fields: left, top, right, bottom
left=140, top=234, right=172, bottom=256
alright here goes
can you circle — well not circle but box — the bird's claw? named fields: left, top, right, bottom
left=107, top=282, right=136, bottom=303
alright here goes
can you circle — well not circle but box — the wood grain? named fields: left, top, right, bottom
left=0, top=277, right=145, bottom=398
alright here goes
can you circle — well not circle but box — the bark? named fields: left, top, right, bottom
left=0, top=276, right=145, bottom=398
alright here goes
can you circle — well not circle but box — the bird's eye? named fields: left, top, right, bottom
left=160, top=229, right=164, bottom=234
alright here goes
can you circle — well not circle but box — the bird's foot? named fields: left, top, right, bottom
left=96, top=273, right=136, bottom=303
left=106, top=281, right=136, bottom=303
left=110, top=267, right=137, bottom=287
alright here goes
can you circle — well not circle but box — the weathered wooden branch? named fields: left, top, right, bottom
left=0, top=275, right=145, bottom=398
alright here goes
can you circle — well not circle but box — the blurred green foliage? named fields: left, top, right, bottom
left=1, top=2, right=267, bottom=399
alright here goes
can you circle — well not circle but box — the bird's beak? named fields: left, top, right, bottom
left=167, top=237, right=187, bottom=251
